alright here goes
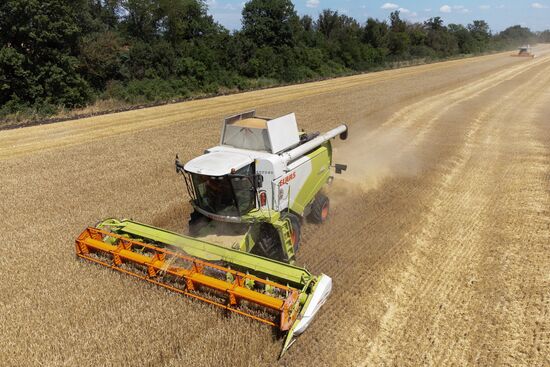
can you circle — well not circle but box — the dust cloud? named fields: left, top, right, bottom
left=333, top=126, right=421, bottom=193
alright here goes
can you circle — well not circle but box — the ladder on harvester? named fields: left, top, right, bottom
left=273, top=217, right=296, bottom=262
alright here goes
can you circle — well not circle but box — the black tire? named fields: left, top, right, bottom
left=187, top=210, right=210, bottom=236
left=282, top=212, right=301, bottom=252
left=251, top=223, right=286, bottom=262
left=308, top=193, right=329, bottom=224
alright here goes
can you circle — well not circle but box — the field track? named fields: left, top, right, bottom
left=1, top=46, right=549, bottom=366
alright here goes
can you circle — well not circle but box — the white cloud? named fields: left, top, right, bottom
left=531, top=2, right=548, bottom=8
left=396, top=7, right=417, bottom=17
left=424, top=8, right=432, bottom=12
left=450, top=5, right=469, bottom=13
left=439, top=4, right=469, bottom=14
left=479, top=5, right=491, bottom=10
left=381, top=3, right=399, bottom=10
left=306, top=0, right=320, bottom=8
left=380, top=4, right=417, bottom=17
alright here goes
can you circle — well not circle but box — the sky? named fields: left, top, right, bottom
left=205, top=0, right=550, bottom=33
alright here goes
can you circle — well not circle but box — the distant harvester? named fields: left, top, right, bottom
left=512, top=45, right=536, bottom=58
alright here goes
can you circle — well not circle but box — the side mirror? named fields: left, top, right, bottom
left=335, top=164, right=347, bottom=174
left=175, top=154, right=185, bottom=174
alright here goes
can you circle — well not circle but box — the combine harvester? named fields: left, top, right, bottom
left=75, top=111, right=348, bottom=356
left=512, top=45, right=536, bottom=58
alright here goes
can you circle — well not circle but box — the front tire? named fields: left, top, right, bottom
left=251, top=223, right=286, bottom=262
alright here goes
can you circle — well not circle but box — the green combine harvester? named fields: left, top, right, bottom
left=75, top=111, right=348, bottom=356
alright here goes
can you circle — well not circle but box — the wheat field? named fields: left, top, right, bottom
left=1, top=46, right=549, bottom=366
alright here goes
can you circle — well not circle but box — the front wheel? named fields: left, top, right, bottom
left=251, top=223, right=286, bottom=262
left=308, top=193, right=329, bottom=224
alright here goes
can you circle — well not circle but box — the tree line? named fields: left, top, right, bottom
left=0, top=0, right=546, bottom=119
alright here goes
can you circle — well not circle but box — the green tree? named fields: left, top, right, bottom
left=363, top=18, right=389, bottom=49
left=468, top=20, right=491, bottom=41
left=425, top=17, right=444, bottom=31
left=387, top=11, right=409, bottom=56
left=157, top=0, right=218, bottom=44
left=497, top=25, right=535, bottom=45
left=125, top=40, right=176, bottom=79
left=389, top=11, right=406, bottom=33
left=120, top=0, right=160, bottom=40
left=0, top=0, right=91, bottom=110
left=448, top=24, right=475, bottom=54
left=423, top=17, right=458, bottom=56
left=79, top=31, right=125, bottom=89
left=388, top=31, right=410, bottom=56
left=87, top=0, right=121, bottom=31
left=316, top=9, right=340, bottom=39
left=466, top=20, right=491, bottom=52
left=0, top=0, right=521, bottom=120
left=296, top=15, right=318, bottom=47
left=242, top=0, right=298, bottom=47
left=0, top=47, right=31, bottom=106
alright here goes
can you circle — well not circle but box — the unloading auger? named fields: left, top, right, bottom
left=75, top=111, right=348, bottom=356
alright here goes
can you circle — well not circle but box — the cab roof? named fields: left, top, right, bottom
left=184, top=151, right=253, bottom=176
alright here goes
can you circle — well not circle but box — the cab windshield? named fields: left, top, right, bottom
left=189, top=165, right=256, bottom=217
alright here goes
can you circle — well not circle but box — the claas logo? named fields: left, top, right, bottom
left=279, top=172, right=296, bottom=186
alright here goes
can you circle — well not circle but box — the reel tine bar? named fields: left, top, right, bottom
left=75, top=227, right=301, bottom=330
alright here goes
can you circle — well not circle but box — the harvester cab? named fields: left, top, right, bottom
left=75, top=111, right=348, bottom=357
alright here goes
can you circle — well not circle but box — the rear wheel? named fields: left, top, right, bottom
left=282, top=212, right=301, bottom=252
left=308, top=193, right=329, bottom=224
left=251, top=223, right=286, bottom=262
